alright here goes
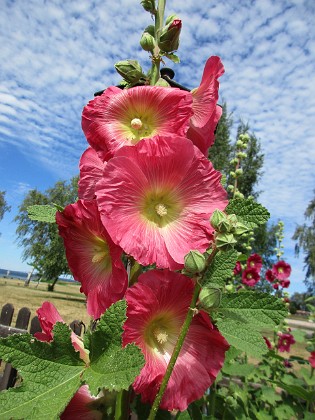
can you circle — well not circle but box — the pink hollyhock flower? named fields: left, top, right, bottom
left=78, top=147, right=106, bottom=200
left=277, top=333, right=296, bottom=352
left=283, top=359, right=293, bottom=368
left=123, top=269, right=229, bottom=411
left=56, top=200, right=128, bottom=319
left=309, top=351, right=315, bottom=368
left=265, top=269, right=276, bottom=283
left=82, top=85, right=193, bottom=160
left=242, top=267, right=260, bottom=287
left=233, top=261, right=242, bottom=275
left=279, top=278, right=290, bottom=288
left=187, top=56, right=224, bottom=155
left=61, top=385, right=104, bottom=420
left=34, top=301, right=89, bottom=363
left=272, top=260, right=291, bottom=280
left=247, top=253, right=263, bottom=272
left=95, top=135, right=227, bottom=270
left=263, top=336, right=273, bottom=350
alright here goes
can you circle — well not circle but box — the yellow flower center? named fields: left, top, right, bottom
left=144, top=313, right=179, bottom=357
left=130, top=118, right=143, bottom=130
left=140, top=189, right=183, bottom=228
left=91, top=238, right=111, bottom=272
left=247, top=274, right=253, bottom=279
left=278, top=267, right=283, bottom=273
left=152, top=326, right=168, bottom=344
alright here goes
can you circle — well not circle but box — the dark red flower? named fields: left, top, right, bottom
left=277, top=333, right=295, bottom=352
left=247, top=254, right=262, bottom=272
left=233, top=261, right=242, bottom=275
left=242, top=267, right=260, bottom=287
left=272, top=260, right=291, bottom=280
left=309, top=351, right=315, bottom=368
left=263, top=336, right=273, bottom=350
left=265, top=269, right=276, bottom=283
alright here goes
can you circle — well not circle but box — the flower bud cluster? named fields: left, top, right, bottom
left=158, top=15, right=182, bottom=53
left=115, top=60, right=147, bottom=86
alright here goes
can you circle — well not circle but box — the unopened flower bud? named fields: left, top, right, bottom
left=226, top=396, right=237, bottom=408
left=239, top=133, right=250, bottom=143
left=140, top=0, right=156, bottom=13
left=140, top=31, right=156, bottom=51
left=199, top=287, right=221, bottom=311
left=230, top=171, right=236, bottom=178
left=230, top=158, right=238, bottom=165
left=184, top=250, right=206, bottom=273
left=158, top=16, right=182, bottom=52
left=234, top=221, right=250, bottom=236
left=234, top=191, right=244, bottom=199
left=235, top=168, right=243, bottom=176
left=216, top=233, right=237, bottom=251
left=236, top=152, right=247, bottom=159
left=225, top=284, right=234, bottom=292
left=227, top=184, right=234, bottom=192
left=210, top=209, right=227, bottom=231
left=236, top=140, right=243, bottom=148
left=115, top=60, right=145, bottom=84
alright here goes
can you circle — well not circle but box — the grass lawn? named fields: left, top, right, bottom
left=0, top=277, right=91, bottom=328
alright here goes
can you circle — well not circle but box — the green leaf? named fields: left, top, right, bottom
left=300, top=367, right=315, bottom=386
left=216, top=318, right=267, bottom=356
left=274, top=382, right=315, bottom=402
left=203, top=249, right=239, bottom=287
left=258, top=386, right=282, bottom=405
left=27, top=204, right=57, bottom=223
left=164, top=53, right=180, bottom=63
left=225, top=199, right=270, bottom=228
left=219, top=292, right=287, bottom=328
left=273, top=403, right=296, bottom=420
left=83, top=300, right=145, bottom=394
left=0, top=323, right=85, bottom=420
left=222, top=362, right=255, bottom=377
left=291, top=329, right=307, bottom=343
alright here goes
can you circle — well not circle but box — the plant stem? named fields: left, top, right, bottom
left=209, top=382, right=217, bottom=419
left=114, top=389, right=130, bottom=420
left=150, top=0, right=166, bottom=85
left=148, top=281, right=201, bottom=419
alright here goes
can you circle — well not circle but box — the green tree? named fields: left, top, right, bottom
left=14, top=177, right=78, bottom=291
left=0, top=191, right=11, bottom=234
left=292, top=191, right=315, bottom=293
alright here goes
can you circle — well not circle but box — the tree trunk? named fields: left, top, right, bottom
left=47, top=278, right=58, bottom=292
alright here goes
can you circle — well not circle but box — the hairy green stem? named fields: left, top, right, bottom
left=209, top=382, right=217, bottom=419
left=148, top=281, right=201, bottom=419
left=150, top=0, right=166, bottom=85
left=114, top=389, right=130, bottom=420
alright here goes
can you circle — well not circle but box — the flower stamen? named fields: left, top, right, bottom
left=155, top=203, right=168, bottom=217
left=153, top=326, right=168, bottom=344
left=130, top=118, right=143, bottom=130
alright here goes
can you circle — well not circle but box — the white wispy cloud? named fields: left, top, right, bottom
left=0, top=0, right=314, bottom=291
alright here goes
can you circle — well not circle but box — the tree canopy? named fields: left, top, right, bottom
left=0, top=191, right=10, bottom=224
left=293, top=191, right=315, bottom=293
left=14, top=177, right=78, bottom=290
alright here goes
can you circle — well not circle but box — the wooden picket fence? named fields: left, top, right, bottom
left=0, top=303, right=82, bottom=391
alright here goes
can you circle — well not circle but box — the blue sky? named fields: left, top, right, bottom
left=0, top=0, right=314, bottom=294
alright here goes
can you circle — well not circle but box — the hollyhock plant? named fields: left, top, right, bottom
left=277, top=333, right=296, bottom=352
left=56, top=199, right=128, bottom=319
left=95, top=135, right=228, bottom=270
left=35, top=301, right=89, bottom=364
left=247, top=253, right=263, bottom=272
left=271, top=260, right=291, bottom=280
left=82, top=85, right=193, bottom=160
left=309, top=351, right=315, bottom=368
left=242, top=267, right=260, bottom=287
left=123, top=269, right=229, bottom=411
left=265, top=269, right=276, bottom=283
left=78, top=147, right=106, bottom=200
left=233, top=260, right=242, bottom=275
left=187, top=56, right=224, bottom=155
left=61, top=385, right=104, bottom=420
left=279, top=278, right=290, bottom=288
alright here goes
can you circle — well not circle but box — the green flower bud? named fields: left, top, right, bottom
left=141, top=0, right=156, bottom=13
left=236, top=152, right=247, bottom=159
left=230, top=158, right=238, bottom=165
left=246, top=245, right=252, bottom=251
left=235, top=168, right=243, bottom=176
left=227, top=184, right=234, bottom=192
left=234, top=191, right=244, bottom=199
left=115, top=60, right=145, bottom=84
left=234, top=221, right=250, bottom=236
left=239, top=133, right=250, bottom=143
left=184, top=250, right=206, bottom=273
left=225, top=284, right=234, bottom=292
left=158, top=17, right=182, bottom=52
left=154, top=77, right=170, bottom=87
left=230, top=171, right=236, bottom=178
left=236, top=140, right=243, bottom=148
left=215, top=233, right=237, bottom=251
left=210, top=209, right=227, bottom=231
left=140, top=31, right=156, bottom=52
left=226, top=396, right=237, bottom=408
left=199, top=287, right=221, bottom=311
left=227, top=214, right=238, bottom=228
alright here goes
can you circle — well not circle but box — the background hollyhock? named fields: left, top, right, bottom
left=265, top=269, right=276, bottom=283
left=123, top=269, right=229, bottom=411
left=309, top=352, right=315, bottom=368
left=82, top=85, right=193, bottom=160
left=277, top=333, right=296, bottom=352
left=271, top=260, right=292, bottom=280
left=34, top=301, right=88, bottom=363
left=246, top=254, right=263, bottom=272
left=56, top=199, right=128, bottom=319
left=95, top=135, right=228, bottom=269
left=242, top=267, right=260, bottom=287
left=61, top=385, right=103, bottom=420
left=78, top=147, right=106, bottom=200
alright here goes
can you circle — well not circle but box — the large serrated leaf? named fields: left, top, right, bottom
left=0, top=323, right=85, bottom=420
left=225, top=199, right=270, bottom=228
left=203, top=249, right=238, bottom=287
left=274, top=382, right=315, bottom=403
left=215, top=318, right=267, bottom=357
left=220, top=292, right=287, bottom=328
left=27, top=204, right=57, bottom=223
left=83, top=300, right=145, bottom=394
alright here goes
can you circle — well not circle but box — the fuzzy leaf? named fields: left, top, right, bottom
left=203, top=249, right=239, bottom=287
left=83, top=300, right=145, bottom=394
left=164, top=53, right=180, bottom=63
left=275, top=382, right=315, bottom=402
left=222, top=362, right=255, bottom=377
left=220, top=292, right=287, bottom=328
left=226, top=199, right=270, bottom=228
left=0, top=323, right=85, bottom=420
left=27, top=204, right=57, bottom=223
left=216, top=318, right=267, bottom=356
